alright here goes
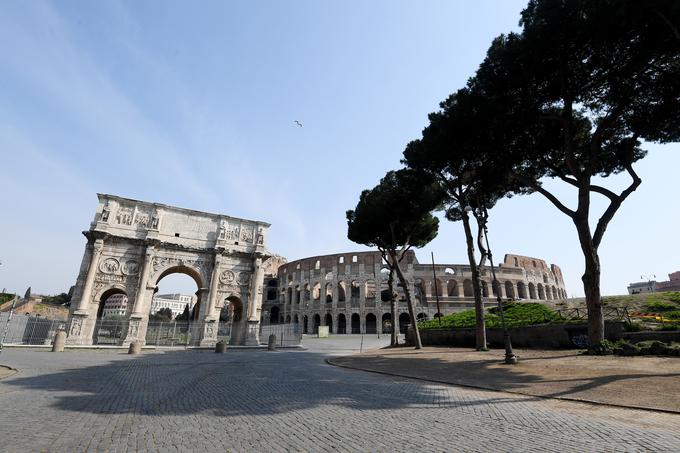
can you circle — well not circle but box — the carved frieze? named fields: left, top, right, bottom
left=226, top=224, right=240, bottom=241
left=69, top=318, right=82, bottom=337
left=240, top=226, right=254, bottom=243
left=99, top=258, right=120, bottom=274
left=238, top=272, right=251, bottom=286
left=116, top=207, right=134, bottom=225
left=219, top=270, right=235, bottom=284
left=122, top=260, right=140, bottom=275
left=135, top=212, right=150, bottom=228
left=95, top=274, right=126, bottom=284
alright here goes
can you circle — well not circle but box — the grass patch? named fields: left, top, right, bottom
left=418, top=302, right=564, bottom=330
left=646, top=300, right=678, bottom=312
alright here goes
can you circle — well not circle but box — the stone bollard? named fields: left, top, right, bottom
left=128, top=341, right=142, bottom=355
left=267, top=334, right=276, bottom=351
left=215, top=341, right=227, bottom=353
left=51, top=330, right=66, bottom=352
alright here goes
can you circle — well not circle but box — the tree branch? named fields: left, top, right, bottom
left=531, top=183, right=577, bottom=218
left=592, top=162, right=642, bottom=248
left=559, top=175, right=618, bottom=201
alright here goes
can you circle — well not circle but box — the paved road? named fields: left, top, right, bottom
left=0, top=336, right=678, bottom=452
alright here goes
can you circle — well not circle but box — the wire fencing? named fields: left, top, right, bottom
left=0, top=313, right=302, bottom=347
left=260, top=323, right=302, bottom=347
left=0, top=312, right=67, bottom=346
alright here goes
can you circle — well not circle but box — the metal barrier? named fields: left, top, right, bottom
left=0, top=313, right=67, bottom=345
left=0, top=313, right=302, bottom=347
left=260, top=323, right=302, bottom=347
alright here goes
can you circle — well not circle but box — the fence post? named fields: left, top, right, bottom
left=156, top=321, right=162, bottom=346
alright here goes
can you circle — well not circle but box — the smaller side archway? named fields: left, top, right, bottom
left=270, top=306, right=280, bottom=324
left=447, top=280, right=458, bottom=297
left=365, top=313, right=377, bottom=334
left=517, top=282, right=527, bottom=299
left=337, top=313, right=347, bottom=334
left=381, top=313, right=392, bottom=334
left=528, top=283, right=537, bottom=300
left=398, top=313, right=411, bottom=334
left=351, top=313, right=360, bottom=334
left=463, top=279, right=474, bottom=297
left=505, top=281, right=515, bottom=299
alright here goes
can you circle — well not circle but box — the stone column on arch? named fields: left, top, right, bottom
left=245, top=256, right=265, bottom=346
left=332, top=282, right=339, bottom=310
left=67, top=237, right=105, bottom=345
left=74, top=238, right=105, bottom=313
left=498, top=280, right=506, bottom=299
left=199, top=253, right=223, bottom=347
left=457, top=280, right=465, bottom=298
left=123, top=244, right=155, bottom=346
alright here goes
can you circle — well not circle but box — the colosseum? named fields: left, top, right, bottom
left=261, top=250, right=567, bottom=335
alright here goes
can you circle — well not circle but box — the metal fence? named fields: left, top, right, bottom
left=555, top=306, right=631, bottom=323
left=0, top=312, right=67, bottom=345
left=0, top=313, right=301, bottom=347
left=260, top=323, right=302, bottom=347
left=144, top=321, right=210, bottom=347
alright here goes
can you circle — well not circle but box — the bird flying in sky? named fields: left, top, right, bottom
left=294, top=120, right=303, bottom=127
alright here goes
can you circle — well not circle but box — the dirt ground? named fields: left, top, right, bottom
left=329, top=347, right=680, bottom=413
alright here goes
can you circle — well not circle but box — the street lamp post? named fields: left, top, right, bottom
left=480, top=218, right=518, bottom=365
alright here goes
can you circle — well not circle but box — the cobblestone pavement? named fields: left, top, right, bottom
left=0, top=338, right=679, bottom=452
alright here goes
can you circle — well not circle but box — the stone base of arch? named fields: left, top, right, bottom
left=122, top=315, right=146, bottom=346
left=64, top=311, right=94, bottom=346
left=244, top=320, right=261, bottom=346
left=198, top=320, right=219, bottom=347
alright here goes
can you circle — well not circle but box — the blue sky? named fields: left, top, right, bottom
left=1, top=0, right=678, bottom=298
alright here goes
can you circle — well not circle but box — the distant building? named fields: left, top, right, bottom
left=102, top=294, right=128, bottom=317
left=656, top=271, right=680, bottom=292
left=150, top=293, right=197, bottom=318
left=627, top=281, right=656, bottom=295
left=628, top=271, right=680, bottom=294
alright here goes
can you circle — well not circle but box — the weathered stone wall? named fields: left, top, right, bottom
left=261, top=250, right=569, bottom=335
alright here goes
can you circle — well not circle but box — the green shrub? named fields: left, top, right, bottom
left=665, top=310, right=680, bottom=320
left=419, top=302, right=564, bottom=330
left=657, top=323, right=680, bottom=331
left=661, top=292, right=680, bottom=304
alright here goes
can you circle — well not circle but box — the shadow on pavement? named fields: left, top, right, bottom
left=329, top=350, right=680, bottom=413
left=0, top=348, right=529, bottom=416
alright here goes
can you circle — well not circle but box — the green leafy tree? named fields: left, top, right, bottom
left=402, top=88, right=518, bottom=350
left=175, top=304, right=191, bottom=322
left=149, top=308, right=173, bottom=322
left=470, top=0, right=680, bottom=351
left=41, top=293, right=72, bottom=306
left=347, top=169, right=444, bottom=349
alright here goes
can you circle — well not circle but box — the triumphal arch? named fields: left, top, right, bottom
left=66, top=194, right=271, bottom=346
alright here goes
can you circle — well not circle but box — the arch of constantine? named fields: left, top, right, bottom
left=66, top=194, right=271, bottom=346
left=262, top=250, right=568, bottom=335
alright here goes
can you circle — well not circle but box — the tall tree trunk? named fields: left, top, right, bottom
left=462, top=212, right=487, bottom=350
left=387, top=267, right=398, bottom=346
left=574, top=216, right=605, bottom=349
left=389, top=250, right=422, bottom=349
